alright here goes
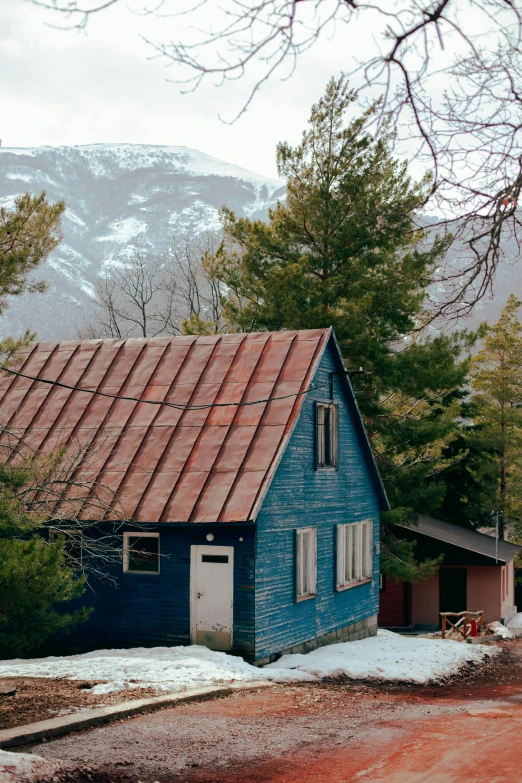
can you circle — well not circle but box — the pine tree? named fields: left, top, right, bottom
left=208, top=76, right=472, bottom=578
left=0, top=191, right=64, bottom=359
left=469, top=295, right=522, bottom=539
left=0, top=191, right=91, bottom=656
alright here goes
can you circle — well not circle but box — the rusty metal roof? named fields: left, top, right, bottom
left=1, top=329, right=329, bottom=523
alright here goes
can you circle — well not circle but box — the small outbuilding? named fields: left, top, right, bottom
left=378, top=515, right=520, bottom=631
left=3, top=328, right=388, bottom=663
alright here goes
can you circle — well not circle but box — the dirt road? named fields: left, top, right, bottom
left=23, top=640, right=522, bottom=783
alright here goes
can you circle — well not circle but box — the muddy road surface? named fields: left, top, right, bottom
left=20, top=640, right=522, bottom=783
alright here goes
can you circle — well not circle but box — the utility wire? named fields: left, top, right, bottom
left=0, top=365, right=335, bottom=411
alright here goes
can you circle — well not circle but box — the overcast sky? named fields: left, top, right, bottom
left=0, top=0, right=377, bottom=179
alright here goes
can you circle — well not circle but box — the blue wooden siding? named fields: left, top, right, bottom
left=56, top=524, right=255, bottom=657
left=254, top=338, right=380, bottom=660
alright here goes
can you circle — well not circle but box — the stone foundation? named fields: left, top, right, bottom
left=254, top=614, right=378, bottom=666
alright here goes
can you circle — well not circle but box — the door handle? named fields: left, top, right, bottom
left=197, top=592, right=203, bottom=599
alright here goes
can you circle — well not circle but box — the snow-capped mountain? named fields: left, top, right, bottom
left=0, top=144, right=284, bottom=340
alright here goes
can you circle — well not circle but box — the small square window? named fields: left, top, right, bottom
left=316, top=403, right=338, bottom=468
left=296, top=527, right=317, bottom=600
left=336, top=521, right=373, bottom=588
left=49, top=529, right=82, bottom=567
left=123, top=533, right=160, bottom=574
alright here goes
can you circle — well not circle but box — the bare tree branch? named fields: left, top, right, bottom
left=26, top=0, right=522, bottom=320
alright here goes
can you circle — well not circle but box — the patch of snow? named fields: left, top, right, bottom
left=70, top=143, right=282, bottom=192
left=6, top=172, right=32, bottom=183
left=79, top=281, right=96, bottom=298
left=0, top=632, right=499, bottom=694
left=168, top=200, right=221, bottom=233
left=96, top=217, right=147, bottom=244
left=265, top=630, right=500, bottom=684
left=0, top=196, right=17, bottom=210
left=0, top=749, right=64, bottom=783
left=64, top=209, right=86, bottom=228
left=0, top=147, right=38, bottom=156
left=507, top=612, right=522, bottom=636
left=0, top=645, right=311, bottom=695
left=487, top=621, right=514, bottom=640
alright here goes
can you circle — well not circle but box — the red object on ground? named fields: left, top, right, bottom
left=470, top=618, right=478, bottom=637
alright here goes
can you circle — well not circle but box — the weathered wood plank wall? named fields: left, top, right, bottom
left=52, top=524, right=255, bottom=657
left=254, top=339, right=380, bottom=660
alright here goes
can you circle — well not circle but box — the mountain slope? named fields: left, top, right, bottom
left=0, top=144, right=284, bottom=340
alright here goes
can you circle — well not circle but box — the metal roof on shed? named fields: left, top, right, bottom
left=0, top=329, right=331, bottom=523
left=400, top=515, right=520, bottom=564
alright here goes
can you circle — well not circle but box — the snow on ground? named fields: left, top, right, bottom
left=507, top=612, right=522, bottom=636
left=0, top=632, right=499, bottom=694
left=0, top=645, right=312, bottom=695
left=487, top=621, right=515, bottom=640
left=0, top=749, right=65, bottom=783
left=266, top=630, right=500, bottom=684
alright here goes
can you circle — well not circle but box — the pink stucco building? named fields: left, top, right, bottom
left=378, top=516, right=520, bottom=630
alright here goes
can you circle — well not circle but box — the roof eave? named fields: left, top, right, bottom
left=329, top=330, right=390, bottom=512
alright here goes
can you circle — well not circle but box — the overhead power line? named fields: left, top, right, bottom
left=0, top=365, right=338, bottom=411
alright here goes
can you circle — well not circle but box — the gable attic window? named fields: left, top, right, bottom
left=336, top=521, right=373, bottom=589
left=316, top=402, right=338, bottom=468
left=296, top=527, right=317, bottom=600
left=49, top=529, right=83, bottom=567
left=123, top=532, right=160, bottom=574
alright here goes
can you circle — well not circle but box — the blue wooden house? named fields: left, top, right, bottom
left=4, top=328, right=388, bottom=662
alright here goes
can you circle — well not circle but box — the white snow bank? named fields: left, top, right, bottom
left=487, top=621, right=514, bottom=640
left=266, top=630, right=499, bottom=684
left=0, top=749, right=64, bottom=783
left=0, top=632, right=499, bottom=694
left=0, top=645, right=312, bottom=695
left=507, top=612, right=522, bottom=632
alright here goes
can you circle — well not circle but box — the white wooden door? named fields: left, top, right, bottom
left=190, top=545, right=234, bottom=651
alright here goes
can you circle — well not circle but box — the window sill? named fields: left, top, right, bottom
left=123, top=570, right=160, bottom=576
left=336, top=578, right=373, bottom=592
left=296, top=593, right=317, bottom=603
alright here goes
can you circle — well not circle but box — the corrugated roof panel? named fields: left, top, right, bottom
left=226, top=335, right=270, bottom=383
left=190, top=471, right=237, bottom=523
left=242, top=425, right=286, bottom=472
left=219, top=470, right=266, bottom=522
left=213, top=425, right=258, bottom=472
left=132, top=425, right=175, bottom=473
left=79, top=344, right=122, bottom=389
left=0, top=329, right=331, bottom=523
left=162, top=471, right=209, bottom=522
left=159, top=425, right=202, bottom=472
left=205, top=383, right=249, bottom=427
left=261, top=381, right=303, bottom=426
left=145, top=341, right=193, bottom=386
left=250, top=338, right=293, bottom=382
left=135, top=472, right=181, bottom=522
left=185, top=426, right=230, bottom=473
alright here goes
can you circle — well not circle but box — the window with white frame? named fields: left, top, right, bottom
left=123, top=532, right=160, bottom=574
left=336, top=521, right=373, bottom=588
left=296, top=527, right=317, bottom=599
left=49, top=529, right=83, bottom=566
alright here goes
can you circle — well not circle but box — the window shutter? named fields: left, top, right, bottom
left=366, top=521, right=373, bottom=578
left=310, top=527, right=317, bottom=595
left=330, top=405, right=338, bottom=467
left=316, top=404, right=325, bottom=467
left=336, top=524, right=344, bottom=587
